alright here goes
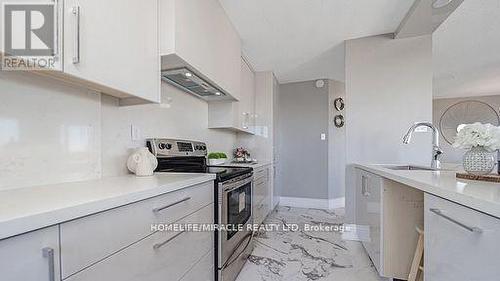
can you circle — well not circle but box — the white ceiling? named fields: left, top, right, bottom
left=433, top=0, right=500, bottom=98
left=219, top=0, right=416, bottom=83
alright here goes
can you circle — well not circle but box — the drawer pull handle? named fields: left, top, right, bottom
left=430, top=208, right=483, bottom=233
left=71, top=6, right=81, bottom=64
left=153, top=231, right=186, bottom=250
left=153, top=197, right=191, bottom=213
left=42, top=247, right=56, bottom=281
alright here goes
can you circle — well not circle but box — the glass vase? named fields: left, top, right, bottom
left=463, top=146, right=495, bottom=175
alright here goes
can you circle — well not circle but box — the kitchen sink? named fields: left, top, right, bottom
left=383, top=165, right=437, bottom=171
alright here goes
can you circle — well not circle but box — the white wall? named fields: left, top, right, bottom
left=277, top=80, right=329, bottom=200
left=345, top=34, right=433, bottom=221
left=328, top=80, right=346, bottom=202
left=0, top=72, right=237, bottom=190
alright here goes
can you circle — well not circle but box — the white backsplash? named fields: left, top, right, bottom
left=0, top=72, right=102, bottom=190
left=0, top=72, right=237, bottom=190
left=101, top=85, right=237, bottom=177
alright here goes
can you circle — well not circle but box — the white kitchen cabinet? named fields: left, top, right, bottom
left=425, top=193, right=500, bottom=281
left=355, top=168, right=424, bottom=280
left=253, top=164, right=272, bottom=225
left=66, top=203, right=214, bottom=281
left=160, top=0, right=241, bottom=100
left=60, top=181, right=213, bottom=279
left=0, top=0, right=160, bottom=104
left=180, top=249, right=214, bottom=281
left=208, top=57, right=255, bottom=134
left=61, top=0, right=160, bottom=103
left=0, top=226, right=60, bottom=281
left=355, top=169, right=382, bottom=273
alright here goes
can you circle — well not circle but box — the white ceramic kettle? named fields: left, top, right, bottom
left=127, top=147, right=158, bottom=177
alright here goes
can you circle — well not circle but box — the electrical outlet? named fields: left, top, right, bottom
left=321, top=133, right=326, bottom=140
left=131, top=125, right=141, bottom=141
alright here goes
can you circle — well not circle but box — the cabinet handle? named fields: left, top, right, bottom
left=361, top=175, right=370, bottom=196
left=42, top=247, right=56, bottom=281
left=72, top=6, right=81, bottom=64
left=242, top=112, right=249, bottom=129
left=153, top=197, right=191, bottom=213
left=153, top=231, right=186, bottom=250
left=429, top=208, right=483, bottom=233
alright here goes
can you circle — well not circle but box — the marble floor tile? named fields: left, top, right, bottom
left=236, top=206, right=386, bottom=281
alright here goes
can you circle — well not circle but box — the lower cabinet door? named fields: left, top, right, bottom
left=0, top=226, right=60, bottom=281
left=66, top=204, right=214, bottom=281
left=425, top=193, right=500, bottom=281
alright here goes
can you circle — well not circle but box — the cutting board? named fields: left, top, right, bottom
left=456, top=172, right=500, bottom=183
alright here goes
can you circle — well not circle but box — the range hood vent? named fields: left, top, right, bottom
left=161, top=68, right=228, bottom=100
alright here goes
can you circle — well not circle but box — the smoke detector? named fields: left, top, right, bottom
left=315, top=80, right=325, bottom=88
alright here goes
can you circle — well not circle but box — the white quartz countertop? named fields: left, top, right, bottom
left=213, top=161, right=273, bottom=169
left=355, top=164, right=500, bottom=219
left=0, top=173, right=215, bottom=240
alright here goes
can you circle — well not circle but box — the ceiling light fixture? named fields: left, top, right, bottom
left=215, top=92, right=221, bottom=96
left=185, top=72, right=192, bottom=77
left=433, top=0, right=453, bottom=9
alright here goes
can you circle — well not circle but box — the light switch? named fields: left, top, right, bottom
left=321, top=133, right=326, bottom=140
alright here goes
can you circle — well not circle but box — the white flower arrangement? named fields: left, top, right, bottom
left=453, top=122, right=500, bottom=151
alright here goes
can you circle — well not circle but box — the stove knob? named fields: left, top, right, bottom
left=202, top=145, right=206, bottom=150
left=165, top=143, right=172, bottom=150
left=158, top=143, right=165, bottom=149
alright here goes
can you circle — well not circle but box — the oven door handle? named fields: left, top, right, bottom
left=222, top=231, right=255, bottom=270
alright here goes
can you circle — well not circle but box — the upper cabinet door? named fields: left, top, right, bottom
left=0, top=226, right=60, bottom=281
left=240, top=58, right=255, bottom=131
left=63, top=0, right=160, bottom=103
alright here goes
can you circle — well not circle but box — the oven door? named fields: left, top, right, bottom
left=219, top=175, right=253, bottom=268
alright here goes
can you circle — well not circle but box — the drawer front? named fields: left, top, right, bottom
left=61, top=181, right=213, bottom=278
left=0, top=226, right=60, bottom=281
left=253, top=198, right=270, bottom=226
left=253, top=166, right=268, bottom=181
left=66, top=203, right=214, bottom=281
left=180, top=249, right=214, bottom=281
left=425, top=193, right=500, bottom=281
left=253, top=177, right=269, bottom=204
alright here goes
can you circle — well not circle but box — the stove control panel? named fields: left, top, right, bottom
left=146, top=138, right=207, bottom=158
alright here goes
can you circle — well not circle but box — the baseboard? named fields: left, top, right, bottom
left=329, top=197, right=345, bottom=209
left=279, top=196, right=345, bottom=210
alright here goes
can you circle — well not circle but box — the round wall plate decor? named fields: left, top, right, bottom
left=334, top=115, right=345, bottom=128
left=334, top=98, right=345, bottom=111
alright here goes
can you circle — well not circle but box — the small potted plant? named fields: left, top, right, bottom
left=453, top=122, right=500, bottom=175
left=234, top=147, right=251, bottom=163
left=207, top=152, right=228, bottom=165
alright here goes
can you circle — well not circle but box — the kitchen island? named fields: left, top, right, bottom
left=350, top=164, right=500, bottom=281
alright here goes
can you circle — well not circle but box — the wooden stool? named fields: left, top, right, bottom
left=408, top=226, right=424, bottom=281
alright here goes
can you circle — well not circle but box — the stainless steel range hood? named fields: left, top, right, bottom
left=161, top=67, right=231, bottom=101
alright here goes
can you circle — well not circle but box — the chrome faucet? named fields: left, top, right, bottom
left=403, top=122, right=443, bottom=170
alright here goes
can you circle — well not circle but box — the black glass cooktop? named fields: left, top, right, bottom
left=155, top=157, right=251, bottom=182
left=206, top=166, right=252, bottom=181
